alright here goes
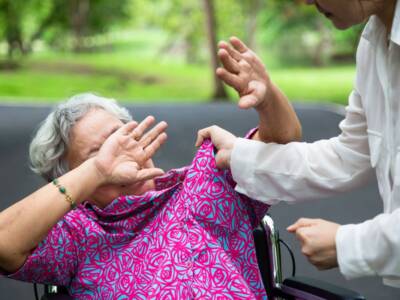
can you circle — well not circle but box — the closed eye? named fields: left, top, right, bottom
left=87, top=125, right=121, bottom=157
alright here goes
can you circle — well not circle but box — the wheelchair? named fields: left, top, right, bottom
left=36, top=215, right=365, bottom=300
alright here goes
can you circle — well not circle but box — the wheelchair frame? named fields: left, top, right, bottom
left=253, top=215, right=366, bottom=300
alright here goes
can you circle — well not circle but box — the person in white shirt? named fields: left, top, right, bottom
left=196, top=0, right=400, bottom=288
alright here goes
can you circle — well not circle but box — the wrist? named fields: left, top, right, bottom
left=81, top=158, right=108, bottom=186
left=255, top=80, right=277, bottom=112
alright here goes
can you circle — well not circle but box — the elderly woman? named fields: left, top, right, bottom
left=0, top=42, right=301, bottom=299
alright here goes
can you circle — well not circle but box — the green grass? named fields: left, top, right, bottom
left=0, top=32, right=356, bottom=105
left=273, top=66, right=355, bottom=105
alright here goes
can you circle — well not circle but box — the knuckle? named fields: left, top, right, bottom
left=301, top=248, right=311, bottom=257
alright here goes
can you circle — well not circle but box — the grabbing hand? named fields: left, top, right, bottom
left=287, top=218, right=340, bottom=270
left=195, top=125, right=237, bottom=169
left=94, top=116, right=168, bottom=185
left=217, top=37, right=271, bottom=110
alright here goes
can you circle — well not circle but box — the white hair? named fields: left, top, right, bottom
left=29, top=93, right=132, bottom=181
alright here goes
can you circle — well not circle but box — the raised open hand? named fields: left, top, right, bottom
left=217, top=37, right=271, bottom=110
left=94, top=116, right=168, bottom=185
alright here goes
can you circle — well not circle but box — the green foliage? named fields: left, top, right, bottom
left=131, top=0, right=259, bottom=64
left=0, top=0, right=132, bottom=55
left=0, top=0, right=362, bottom=104
left=0, top=34, right=355, bottom=105
left=258, top=0, right=363, bottom=66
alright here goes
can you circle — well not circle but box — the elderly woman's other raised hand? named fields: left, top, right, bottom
left=93, top=116, right=168, bottom=185
left=217, top=37, right=270, bottom=111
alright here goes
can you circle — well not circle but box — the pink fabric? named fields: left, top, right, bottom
left=5, top=137, right=269, bottom=299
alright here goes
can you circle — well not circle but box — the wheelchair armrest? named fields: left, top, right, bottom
left=41, top=295, right=72, bottom=300
left=281, top=276, right=365, bottom=300
left=41, top=285, right=72, bottom=300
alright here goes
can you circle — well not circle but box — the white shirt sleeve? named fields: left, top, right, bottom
left=231, top=89, right=374, bottom=205
left=336, top=209, right=400, bottom=284
left=231, top=86, right=400, bottom=282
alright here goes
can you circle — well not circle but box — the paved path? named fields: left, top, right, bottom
left=0, top=103, right=399, bottom=299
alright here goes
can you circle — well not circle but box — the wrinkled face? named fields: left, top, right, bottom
left=306, top=0, right=384, bottom=29
left=66, top=108, right=155, bottom=208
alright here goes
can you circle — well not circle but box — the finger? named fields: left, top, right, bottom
left=143, top=132, right=168, bottom=160
left=120, top=121, right=138, bottom=135
left=195, top=127, right=212, bottom=147
left=218, top=40, right=242, bottom=61
left=139, top=121, right=168, bottom=148
left=287, top=218, right=316, bottom=232
left=136, top=168, right=165, bottom=182
left=131, top=116, right=155, bottom=140
left=238, top=94, right=258, bottom=110
left=218, top=49, right=240, bottom=74
left=295, top=227, right=309, bottom=244
left=230, top=36, right=248, bottom=53
left=238, top=59, right=251, bottom=71
left=216, top=68, right=242, bottom=90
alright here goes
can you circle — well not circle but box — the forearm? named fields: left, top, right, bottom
left=253, top=83, right=302, bottom=143
left=232, top=137, right=373, bottom=204
left=0, top=159, right=103, bottom=272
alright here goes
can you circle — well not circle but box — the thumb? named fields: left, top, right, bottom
left=287, top=218, right=317, bottom=232
left=195, top=127, right=212, bottom=147
left=215, top=149, right=231, bottom=169
left=238, top=81, right=266, bottom=109
left=136, top=168, right=165, bottom=182
left=238, top=94, right=258, bottom=110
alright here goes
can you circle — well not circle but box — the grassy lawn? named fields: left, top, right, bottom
left=0, top=32, right=356, bottom=105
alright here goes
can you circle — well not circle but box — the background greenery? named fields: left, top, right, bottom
left=0, top=0, right=362, bottom=105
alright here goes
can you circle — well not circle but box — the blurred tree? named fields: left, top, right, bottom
left=0, top=0, right=71, bottom=59
left=202, top=0, right=227, bottom=100
left=132, top=0, right=205, bottom=63
left=259, top=0, right=332, bottom=66
left=239, top=0, right=262, bottom=49
left=0, top=0, right=25, bottom=59
left=54, top=0, right=131, bottom=52
left=0, top=0, right=131, bottom=58
left=259, top=0, right=363, bottom=66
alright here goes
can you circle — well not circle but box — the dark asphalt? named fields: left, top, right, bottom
left=0, top=103, right=399, bottom=299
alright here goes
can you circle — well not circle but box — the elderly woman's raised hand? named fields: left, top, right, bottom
left=217, top=37, right=270, bottom=110
left=93, top=116, right=168, bottom=185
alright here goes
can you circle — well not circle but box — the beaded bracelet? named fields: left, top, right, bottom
left=52, top=179, right=76, bottom=210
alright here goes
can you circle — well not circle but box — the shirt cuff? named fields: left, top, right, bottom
left=336, top=224, right=375, bottom=279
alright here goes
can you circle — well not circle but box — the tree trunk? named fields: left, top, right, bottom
left=244, top=0, right=261, bottom=50
left=3, top=0, right=25, bottom=60
left=26, top=0, right=66, bottom=53
left=202, top=0, right=228, bottom=101
left=70, top=0, right=90, bottom=52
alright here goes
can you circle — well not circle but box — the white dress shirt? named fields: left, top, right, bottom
left=231, top=3, right=400, bottom=288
